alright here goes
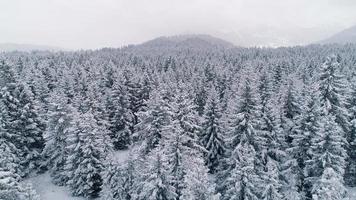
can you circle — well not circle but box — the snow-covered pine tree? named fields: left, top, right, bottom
left=102, top=154, right=136, bottom=200
left=218, top=76, right=263, bottom=199
left=305, top=55, right=349, bottom=199
left=223, top=140, right=261, bottom=200
left=306, top=115, right=348, bottom=200
left=133, top=148, right=177, bottom=200
left=200, top=87, right=226, bottom=173
left=318, top=55, right=350, bottom=134
left=280, top=78, right=302, bottom=146
left=345, top=76, right=356, bottom=186
left=157, top=84, right=216, bottom=199
left=124, top=71, right=149, bottom=131
left=311, top=167, right=348, bottom=200
left=288, top=85, right=322, bottom=198
left=65, top=109, right=113, bottom=198
left=106, top=81, right=133, bottom=150
left=135, top=88, right=172, bottom=155
left=257, top=71, right=287, bottom=200
left=162, top=119, right=216, bottom=200
left=0, top=61, right=45, bottom=176
left=0, top=142, right=39, bottom=200
left=260, top=157, right=283, bottom=200
left=42, top=89, right=74, bottom=185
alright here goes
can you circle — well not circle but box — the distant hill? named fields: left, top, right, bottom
left=140, top=34, right=236, bottom=49
left=319, top=25, right=356, bottom=44
left=0, top=43, right=64, bottom=52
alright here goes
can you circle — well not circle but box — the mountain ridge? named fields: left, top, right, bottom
left=319, top=25, right=356, bottom=44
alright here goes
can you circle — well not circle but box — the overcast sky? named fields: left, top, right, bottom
left=1, top=0, right=356, bottom=49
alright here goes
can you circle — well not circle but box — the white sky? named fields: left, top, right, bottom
left=1, top=0, right=356, bottom=49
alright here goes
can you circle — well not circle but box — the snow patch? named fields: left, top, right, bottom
left=348, top=187, right=356, bottom=199
left=23, top=173, right=84, bottom=200
left=109, top=149, right=130, bottom=164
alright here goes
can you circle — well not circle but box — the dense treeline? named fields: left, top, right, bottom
left=0, top=42, right=356, bottom=200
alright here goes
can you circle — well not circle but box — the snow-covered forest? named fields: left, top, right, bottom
left=1, top=41, right=356, bottom=200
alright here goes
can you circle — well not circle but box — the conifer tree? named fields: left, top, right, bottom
left=200, top=87, right=226, bottom=173
left=0, top=61, right=45, bottom=176
left=311, top=167, right=347, bottom=200
left=133, top=149, right=177, bottom=200
left=305, top=55, right=349, bottom=199
left=65, top=109, right=112, bottom=198
left=106, top=81, right=133, bottom=150
left=135, top=88, right=172, bottom=155
left=288, top=86, right=322, bottom=198
left=102, top=156, right=136, bottom=200
left=345, top=77, right=356, bottom=186
left=218, top=77, right=263, bottom=199
left=42, top=89, right=74, bottom=185
left=306, top=115, right=348, bottom=200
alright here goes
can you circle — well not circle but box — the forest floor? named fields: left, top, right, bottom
left=23, top=149, right=130, bottom=200
left=24, top=172, right=84, bottom=200
left=24, top=149, right=356, bottom=200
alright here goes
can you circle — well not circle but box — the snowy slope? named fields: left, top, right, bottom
left=24, top=173, right=84, bottom=200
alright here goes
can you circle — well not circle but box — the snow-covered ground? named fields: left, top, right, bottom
left=110, top=149, right=130, bottom=164
left=22, top=150, right=130, bottom=200
left=24, top=172, right=84, bottom=200
left=348, top=187, right=356, bottom=199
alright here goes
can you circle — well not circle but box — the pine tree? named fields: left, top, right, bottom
left=280, top=79, right=302, bottom=146
left=1, top=122, right=40, bottom=199
left=65, top=109, right=112, bottom=198
left=160, top=85, right=216, bottom=199
left=261, top=157, right=283, bottom=200
left=200, top=87, right=226, bottom=173
left=135, top=88, right=172, bottom=155
left=42, top=89, right=73, bottom=185
left=102, top=156, right=136, bottom=200
left=305, top=55, right=349, bottom=199
left=0, top=62, right=45, bottom=176
left=306, top=115, right=348, bottom=200
left=311, top=167, right=347, bottom=200
left=218, top=77, right=263, bottom=199
left=318, top=55, right=350, bottom=134
left=223, top=141, right=261, bottom=200
left=288, top=86, right=322, bottom=198
left=106, top=81, right=133, bottom=150
left=345, top=77, right=356, bottom=186
left=133, top=149, right=177, bottom=200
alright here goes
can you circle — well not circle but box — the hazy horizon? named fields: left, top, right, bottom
left=1, top=0, right=356, bottom=50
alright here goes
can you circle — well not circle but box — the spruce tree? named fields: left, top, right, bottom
left=102, top=156, right=136, bottom=200
left=200, top=87, right=226, bottom=173
left=305, top=55, right=349, bottom=199
left=218, top=77, right=263, bottom=199
left=65, top=109, right=112, bottom=198
left=106, top=81, right=133, bottom=150
left=133, top=149, right=177, bottom=200
left=311, top=167, right=347, bottom=200
left=42, top=89, right=73, bottom=185
left=288, top=86, right=322, bottom=198
left=345, top=77, right=356, bottom=186
left=0, top=62, right=45, bottom=176
left=135, top=88, right=172, bottom=155
left=306, top=115, right=348, bottom=200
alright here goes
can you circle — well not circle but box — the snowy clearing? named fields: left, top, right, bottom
left=24, top=173, right=84, bottom=200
